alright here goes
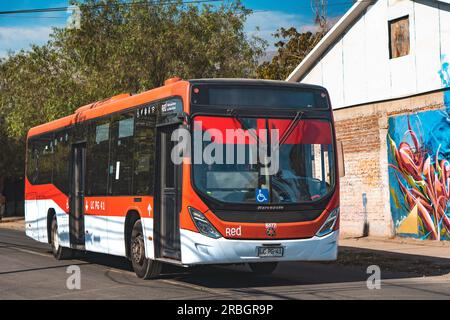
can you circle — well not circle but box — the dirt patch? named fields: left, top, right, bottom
left=0, top=219, right=25, bottom=231
left=322, top=247, right=450, bottom=277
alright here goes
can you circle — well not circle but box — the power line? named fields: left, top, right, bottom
left=0, top=16, right=67, bottom=19
left=0, top=7, right=68, bottom=15
left=0, top=0, right=226, bottom=16
left=0, top=0, right=378, bottom=21
left=0, top=0, right=379, bottom=17
left=0, top=0, right=378, bottom=18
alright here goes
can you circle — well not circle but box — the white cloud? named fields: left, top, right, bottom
left=245, top=10, right=318, bottom=49
left=245, top=10, right=344, bottom=50
left=0, top=26, right=55, bottom=58
left=0, top=11, right=342, bottom=59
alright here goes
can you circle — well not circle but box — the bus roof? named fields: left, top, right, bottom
left=27, top=78, right=329, bottom=138
left=188, top=78, right=326, bottom=91
left=27, top=79, right=190, bottom=138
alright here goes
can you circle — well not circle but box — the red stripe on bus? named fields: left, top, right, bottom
left=193, top=117, right=332, bottom=145
left=25, top=178, right=153, bottom=218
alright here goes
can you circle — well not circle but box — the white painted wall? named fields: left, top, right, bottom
left=300, top=0, right=450, bottom=109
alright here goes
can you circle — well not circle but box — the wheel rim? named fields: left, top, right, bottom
left=52, top=223, right=59, bottom=251
left=131, top=234, right=145, bottom=265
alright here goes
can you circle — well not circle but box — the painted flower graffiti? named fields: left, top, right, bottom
left=388, top=114, right=450, bottom=241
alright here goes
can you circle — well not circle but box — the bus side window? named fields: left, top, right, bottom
left=36, top=133, right=54, bottom=185
left=86, top=119, right=110, bottom=196
left=26, top=139, right=38, bottom=184
left=53, top=129, right=71, bottom=194
left=110, top=113, right=135, bottom=196
left=133, top=107, right=156, bottom=195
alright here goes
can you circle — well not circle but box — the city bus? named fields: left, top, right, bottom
left=25, top=78, right=343, bottom=279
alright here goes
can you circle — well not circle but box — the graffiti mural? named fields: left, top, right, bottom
left=439, top=54, right=450, bottom=112
left=388, top=112, right=449, bottom=241
left=387, top=58, right=450, bottom=241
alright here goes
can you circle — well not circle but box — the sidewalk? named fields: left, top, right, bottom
left=340, top=236, right=450, bottom=260
left=0, top=216, right=24, bottom=231
left=338, top=236, right=450, bottom=277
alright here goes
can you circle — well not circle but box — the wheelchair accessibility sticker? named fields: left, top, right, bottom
left=256, top=188, right=269, bottom=203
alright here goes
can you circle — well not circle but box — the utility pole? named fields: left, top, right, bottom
left=311, top=0, right=328, bottom=34
left=310, top=0, right=329, bottom=48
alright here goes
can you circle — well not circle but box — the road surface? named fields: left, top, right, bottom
left=0, top=228, right=449, bottom=300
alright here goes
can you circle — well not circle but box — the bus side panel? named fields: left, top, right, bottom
left=25, top=178, right=71, bottom=246
left=37, top=199, right=49, bottom=242
left=25, top=196, right=69, bottom=247
left=84, top=215, right=109, bottom=254
left=56, top=210, right=70, bottom=248
left=106, top=216, right=126, bottom=256
left=24, top=196, right=39, bottom=240
left=35, top=199, right=70, bottom=246
left=141, top=217, right=155, bottom=260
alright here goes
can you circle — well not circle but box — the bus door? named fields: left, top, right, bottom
left=155, top=124, right=182, bottom=261
left=69, top=143, right=86, bottom=249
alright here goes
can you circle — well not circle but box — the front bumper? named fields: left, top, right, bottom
left=179, top=229, right=339, bottom=265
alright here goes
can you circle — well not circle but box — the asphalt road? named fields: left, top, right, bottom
left=1, top=227, right=449, bottom=300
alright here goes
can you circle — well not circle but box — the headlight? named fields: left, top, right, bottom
left=188, top=207, right=222, bottom=239
left=316, top=207, right=339, bottom=237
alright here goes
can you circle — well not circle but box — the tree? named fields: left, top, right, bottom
left=0, top=119, right=24, bottom=178
left=257, top=27, right=323, bottom=80
left=0, top=0, right=266, bottom=178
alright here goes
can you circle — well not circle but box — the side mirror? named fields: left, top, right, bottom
left=177, top=111, right=190, bottom=125
left=336, top=140, right=345, bottom=178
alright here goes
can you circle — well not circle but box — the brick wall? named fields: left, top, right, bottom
left=333, top=90, right=445, bottom=237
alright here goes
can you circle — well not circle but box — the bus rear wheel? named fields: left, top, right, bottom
left=50, top=215, right=73, bottom=260
left=248, top=262, right=278, bottom=275
left=130, top=219, right=162, bottom=279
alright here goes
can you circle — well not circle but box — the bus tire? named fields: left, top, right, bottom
left=131, top=219, right=162, bottom=279
left=248, top=262, right=278, bottom=275
left=51, top=215, right=73, bottom=260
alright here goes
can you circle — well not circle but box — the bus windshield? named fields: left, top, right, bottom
left=192, top=116, right=335, bottom=205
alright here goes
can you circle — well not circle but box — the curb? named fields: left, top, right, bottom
left=340, top=235, right=450, bottom=248
left=0, top=217, right=24, bottom=224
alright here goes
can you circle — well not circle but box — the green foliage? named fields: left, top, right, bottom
left=0, top=0, right=266, bottom=177
left=0, top=120, right=24, bottom=178
left=257, top=27, right=323, bottom=80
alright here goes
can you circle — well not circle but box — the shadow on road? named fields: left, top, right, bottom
left=69, top=245, right=450, bottom=290
left=2, top=228, right=448, bottom=299
left=332, top=246, right=450, bottom=277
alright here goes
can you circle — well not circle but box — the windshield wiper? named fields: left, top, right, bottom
left=278, top=111, right=304, bottom=146
left=227, top=109, right=304, bottom=153
left=226, top=108, right=262, bottom=146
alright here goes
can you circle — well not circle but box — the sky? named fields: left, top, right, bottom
left=0, top=0, right=354, bottom=58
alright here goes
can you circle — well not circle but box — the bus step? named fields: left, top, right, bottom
left=70, top=244, right=86, bottom=251
left=155, top=257, right=186, bottom=267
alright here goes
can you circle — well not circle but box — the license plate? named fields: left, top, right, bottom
left=257, top=246, right=284, bottom=258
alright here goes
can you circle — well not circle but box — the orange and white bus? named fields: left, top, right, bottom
left=25, top=78, right=342, bottom=278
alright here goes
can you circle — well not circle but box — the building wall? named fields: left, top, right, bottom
left=302, top=0, right=450, bottom=109
left=334, top=90, right=447, bottom=238
left=298, top=0, right=450, bottom=240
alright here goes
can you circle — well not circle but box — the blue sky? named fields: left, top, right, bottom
left=0, top=0, right=354, bottom=58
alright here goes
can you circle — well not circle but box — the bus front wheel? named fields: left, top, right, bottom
left=130, top=219, right=162, bottom=279
left=248, top=262, right=278, bottom=275
left=50, top=215, right=73, bottom=260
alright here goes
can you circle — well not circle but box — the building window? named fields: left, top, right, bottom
left=389, top=16, right=410, bottom=59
